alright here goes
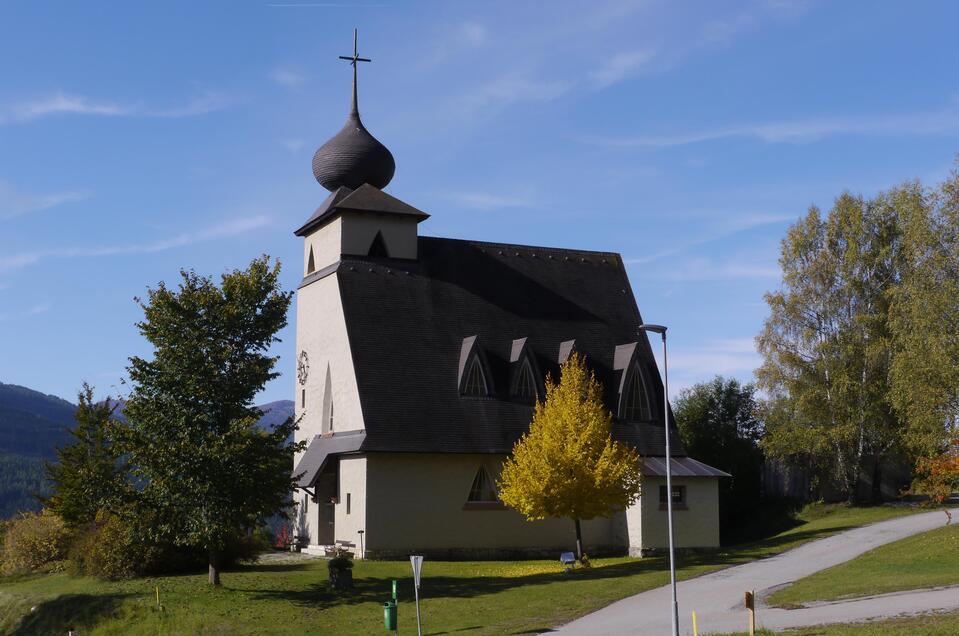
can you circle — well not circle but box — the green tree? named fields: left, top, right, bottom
left=673, top=376, right=763, bottom=543
left=116, top=256, right=302, bottom=585
left=757, top=193, right=903, bottom=503
left=888, top=170, right=959, bottom=455
left=497, top=353, right=642, bottom=559
left=43, top=383, right=126, bottom=526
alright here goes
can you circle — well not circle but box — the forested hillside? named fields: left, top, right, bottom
left=0, top=383, right=294, bottom=519
left=0, top=382, right=76, bottom=518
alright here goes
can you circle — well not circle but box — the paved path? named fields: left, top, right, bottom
left=554, top=508, right=959, bottom=635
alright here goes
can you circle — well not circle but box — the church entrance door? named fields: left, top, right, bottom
left=318, top=501, right=335, bottom=545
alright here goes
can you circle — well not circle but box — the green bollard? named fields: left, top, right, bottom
left=383, top=600, right=397, bottom=631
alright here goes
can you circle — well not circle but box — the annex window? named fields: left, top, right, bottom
left=623, top=366, right=652, bottom=422
left=515, top=358, right=538, bottom=402
left=467, top=466, right=498, bottom=503
left=462, top=356, right=489, bottom=397
left=659, top=485, right=687, bottom=509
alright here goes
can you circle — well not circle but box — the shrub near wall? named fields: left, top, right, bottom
left=1, top=510, right=69, bottom=574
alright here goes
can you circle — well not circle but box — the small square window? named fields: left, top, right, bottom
left=659, top=485, right=687, bottom=509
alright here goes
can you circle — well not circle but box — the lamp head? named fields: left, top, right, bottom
left=639, top=323, right=667, bottom=335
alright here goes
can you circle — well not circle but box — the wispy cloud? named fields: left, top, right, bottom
left=589, top=49, right=656, bottom=89
left=655, top=257, right=780, bottom=282
left=0, top=181, right=91, bottom=219
left=583, top=108, right=959, bottom=148
left=624, top=211, right=793, bottom=266
left=453, top=72, right=575, bottom=118
left=440, top=191, right=536, bottom=211
left=0, top=91, right=230, bottom=125
left=270, top=68, right=308, bottom=89
left=0, top=215, right=272, bottom=273
left=281, top=139, right=307, bottom=153
left=0, top=301, right=52, bottom=322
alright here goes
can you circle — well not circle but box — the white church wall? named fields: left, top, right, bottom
left=638, top=477, right=720, bottom=552
left=304, top=216, right=343, bottom=274
left=293, top=272, right=366, bottom=456
left=335, top=455, right=368, bottom=554
left=340, top=213, right=417, bottom=260
left=363, top=453, right=622, bottom=559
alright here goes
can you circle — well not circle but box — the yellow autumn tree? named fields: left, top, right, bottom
left=497, top=352, right=642, bottom=558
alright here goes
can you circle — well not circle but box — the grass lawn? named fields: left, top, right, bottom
left=0, top=503, right=921, bottom=635
left=767, top=519, right=959, bottom=607
left=712, top=610, right=959, bottom=635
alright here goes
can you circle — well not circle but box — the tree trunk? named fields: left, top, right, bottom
left=208, top=547, right=221, bottom=586
left=573, top=518, right=583, bottom=560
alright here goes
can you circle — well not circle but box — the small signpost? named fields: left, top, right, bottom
left=410, top=555, right=424, bottom=636
left=744, top=590, right=756, bottom=636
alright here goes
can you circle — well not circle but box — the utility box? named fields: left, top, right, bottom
left=383, top=601, right=397, bottom=630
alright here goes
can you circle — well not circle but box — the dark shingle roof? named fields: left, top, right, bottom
left=307, top=236, right=686, bottom=459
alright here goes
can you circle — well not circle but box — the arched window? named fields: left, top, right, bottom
left=462, top=356, right=489, bottom=397
left=515, top=358, right=538, bottom=402
left=467, top=466, right=498, bottom=502
left=623, top=366, right=652, bottom=421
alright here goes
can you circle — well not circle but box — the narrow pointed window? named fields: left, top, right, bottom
left=467, top=466, right=498, bottom=502
left=307, top=246, right=316, bottom=274
left=623, top=366, right=652, bottom=422
left=368, top=231, right=389, bottom=257
left=462, top=356, right=489, bottom=397
left=515, top=358, right=537, bottom=402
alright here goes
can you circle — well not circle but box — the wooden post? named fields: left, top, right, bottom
left=744, top=590, right=755, bottom=636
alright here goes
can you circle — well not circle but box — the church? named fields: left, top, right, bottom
left=291, top=35, right=728, bottom=559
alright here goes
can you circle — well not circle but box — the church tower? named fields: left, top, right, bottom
left=292, top=30, right=429, bottom=547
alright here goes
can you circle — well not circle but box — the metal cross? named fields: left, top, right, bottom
left=339, top=28, right=370, bottom=114
left=338, top=28, right=371, bottom=67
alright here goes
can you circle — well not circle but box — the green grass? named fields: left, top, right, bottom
left=711, top=609, right=959, bottom=635
left=0, top=503, right=921, bottom=635
left=768, top=521, right=959, bottom=607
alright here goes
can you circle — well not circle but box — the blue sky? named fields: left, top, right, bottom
left=1, top=0, right=958, bottom=405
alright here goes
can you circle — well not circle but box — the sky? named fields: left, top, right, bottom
left=1, top=0, right=958, bottom=405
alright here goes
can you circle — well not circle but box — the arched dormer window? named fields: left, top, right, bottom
left=368, top=230, right=389, bottom=258
left=462, top=356, right=489, bottom=397
left=515, top=359, right=537, bottom=401
left=623, top=364, right=652, bottom=422
left=467, top=466, right=497, bottom=502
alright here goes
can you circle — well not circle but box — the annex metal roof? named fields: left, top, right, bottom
left=642, top=456, right=731, bottom=478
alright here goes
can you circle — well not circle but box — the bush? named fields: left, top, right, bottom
left=1, top=510, right=69, bottom=574
left=67, top=511, right=160, bottom=580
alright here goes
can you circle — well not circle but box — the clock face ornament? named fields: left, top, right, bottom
left=297, top=351, right=310, bottom=385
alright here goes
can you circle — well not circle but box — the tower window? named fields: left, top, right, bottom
left=302, top=389, right=306, bottom=408
left=515, top=358, right=537, bottom=402
left=328, top=400, right=334, bottom=432
left=467, top=466, right=498, bottom=503
left=462, top=356, right=489, bottom=397
left=623, top=366, right=652, bottom=422
left=368, top=231, right=389, bottom=258
left=307, top=246, right=316, bottom=274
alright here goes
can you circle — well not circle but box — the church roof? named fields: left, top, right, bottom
left=294, top=184, right=429, bottom=237
left=301, top=236, right=686, bottom=464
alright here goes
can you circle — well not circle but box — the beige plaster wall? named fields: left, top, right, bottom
left=304, top=217, right=343, bottom=274
left=340, top=213, right=417, bottom=260
left=335, top=455, right=368, bottom=554
left=363, top=453, right=620, bottom=556
left=638, top=477, right=720, bottom=550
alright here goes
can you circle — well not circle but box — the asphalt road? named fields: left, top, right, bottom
left=553, top=507, right=959, bottom=635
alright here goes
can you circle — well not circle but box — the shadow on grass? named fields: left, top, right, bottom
left=10, top=592, right=134, bottom=636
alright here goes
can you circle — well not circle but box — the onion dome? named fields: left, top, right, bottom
left=312, top=31, right=395, bottom=192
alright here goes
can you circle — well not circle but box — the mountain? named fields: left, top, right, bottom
left=0, top=382, right=295, bottom=519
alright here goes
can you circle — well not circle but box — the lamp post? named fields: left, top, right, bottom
left=639, top=323, right=679, bottom=636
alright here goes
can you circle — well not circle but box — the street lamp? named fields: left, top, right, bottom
left=639, top=323, right=679, bottom=636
